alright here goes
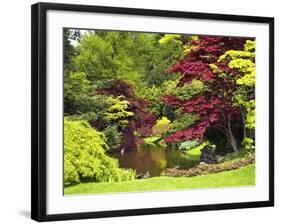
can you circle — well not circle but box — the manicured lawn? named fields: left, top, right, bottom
left=64, top=164, right=255, bottom=195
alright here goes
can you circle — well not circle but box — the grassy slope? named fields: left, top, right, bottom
left=64, top=164, right=255, bottom=195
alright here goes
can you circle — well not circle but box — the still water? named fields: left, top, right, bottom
left=110, top=144, right=199, bottom=177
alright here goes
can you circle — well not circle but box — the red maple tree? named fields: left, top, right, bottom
left=162, top=36, right=248, bottom=152
left=99, top=80, right=156, bottom=151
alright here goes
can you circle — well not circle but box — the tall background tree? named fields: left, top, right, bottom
left=63, top=30, right=184, bottom=152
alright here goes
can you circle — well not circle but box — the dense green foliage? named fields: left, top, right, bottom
left=64, top=118, right=135, bottom=186
left=152, top=116, right=171, bottom=136
left=63, top=29, right=78, bottom=72
left=164, top=112, right=196, bottom=137
left=163, top=79, right=204, bottom=101
left=64, top=72, right=94, bottom=115
left=63, top=30, right=185, bottom=152
left=72, top=31, right=183, bottom=96
left=104, top=96, right=134, bottom=125
left=179, top=140, right=199, bottom=151
left=219, top=40, right=256, bottom=150
left=63, top=29, right=255, bottom=189
left=102, top=125, right=122, bottom=150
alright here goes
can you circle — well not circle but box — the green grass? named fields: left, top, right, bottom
left=64, top=164, right=255, bottom=195
left=143, top=136, right=162, bottom=144
left=219, top=149, right=253, bottom=163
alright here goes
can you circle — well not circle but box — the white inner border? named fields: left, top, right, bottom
left=46, top=10, right=269, bottom=215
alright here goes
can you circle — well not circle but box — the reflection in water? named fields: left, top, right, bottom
left=109, top=144, right=199, bottom=177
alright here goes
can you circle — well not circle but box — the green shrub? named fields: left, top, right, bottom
left=152, top=116, right=171, bottom=136
left=164, top=113, right=196, bottom=137
left=179, top=140, right=199, bottom=151
left=64, top=72, right=94, bottom=115
left=103, top=125, right=122, bottom=150
left=162, top=79, right=204, bottom=100
left=242, top=137, right=255, bottom=151
left=104, top=95, right=134, bottom=126
left=64, top=118, right=135, bottom=186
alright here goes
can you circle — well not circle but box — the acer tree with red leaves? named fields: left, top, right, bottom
left=99, top=80, right=156, bottom=151
left=162, top=36, right=252, bottom=152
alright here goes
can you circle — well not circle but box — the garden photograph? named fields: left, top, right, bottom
left=63, top=28, right=256, bottom=195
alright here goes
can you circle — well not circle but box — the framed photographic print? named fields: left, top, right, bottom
left=31, top=2, right=274, bottom=222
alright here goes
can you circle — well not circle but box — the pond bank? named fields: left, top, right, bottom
left=64, top=164, right=255, bottom=195
left=162, top=153, right=255, bottom=177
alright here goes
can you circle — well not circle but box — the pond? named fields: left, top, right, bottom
left=109, top=144, right=200, bottom=177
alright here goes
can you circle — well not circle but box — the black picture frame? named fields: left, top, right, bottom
left=31, top=2, right=274, bottom=222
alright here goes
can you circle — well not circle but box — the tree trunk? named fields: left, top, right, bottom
left=240, top=107, right=246, bottom=139
left=226, top=117, right=239, bottom=152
